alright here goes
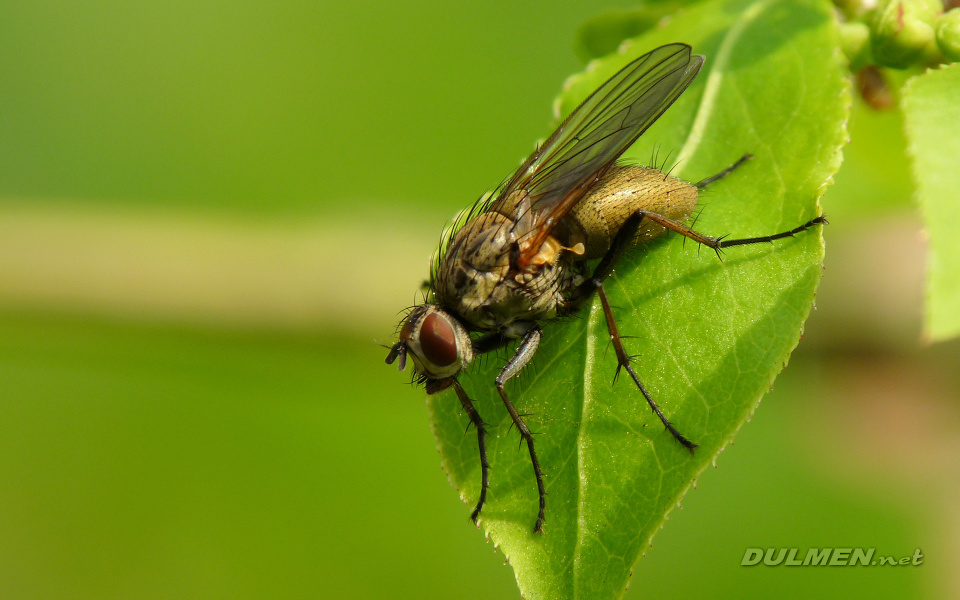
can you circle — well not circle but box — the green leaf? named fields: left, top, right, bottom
left=902, top=62, right=960, bottom=342
left=429, top=1, right=847, bottom=599
left=574, top=2, right=695, bottom=62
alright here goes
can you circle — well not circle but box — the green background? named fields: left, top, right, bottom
left=0, top=1, right=953, bottom=598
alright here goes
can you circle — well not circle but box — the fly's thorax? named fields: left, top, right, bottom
left=564, top=164, right=698, bottom=259
left=434, top=211, right=514, bottom=328
left=395, top=304, right=474, bottom=382
left=434, top=210, right=571, bottom=331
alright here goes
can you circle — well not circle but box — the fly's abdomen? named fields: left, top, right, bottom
left=566, top=165, right=698, bottom=259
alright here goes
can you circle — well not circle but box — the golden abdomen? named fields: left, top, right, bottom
left=565, top=165, right=698, bottom=259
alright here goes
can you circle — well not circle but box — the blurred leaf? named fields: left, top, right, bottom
left=902, top=62, right=960, bottom=341
left=574, top=2, right=694, bottom=61
left=827, top=90, right=914, bottom=222
left=0, top=312, right=522, bottom=600
left=429, top=0, right=846, bottom=599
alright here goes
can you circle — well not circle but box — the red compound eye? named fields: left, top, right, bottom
left=420, top=312, right=457, bottom=367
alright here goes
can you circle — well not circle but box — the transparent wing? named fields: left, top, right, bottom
left=489, top=43, right=703, bottom=265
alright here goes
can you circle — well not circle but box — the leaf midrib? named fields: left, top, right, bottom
left=570, top=2, right=770, bottom=597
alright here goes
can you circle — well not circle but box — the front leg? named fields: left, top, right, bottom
left=451, top=380, right=490, bottom=526
left=493, top=324, right=547, bottom=533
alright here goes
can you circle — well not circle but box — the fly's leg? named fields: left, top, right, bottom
left=597, top=285, right=697, bottom=450
left=695, top=153, right=753, bottom=189
left=626, top=212, right=827, bottom=258
left=566, top=219, right=698, bottom=450
left=452, top=380, right=490, bottom=526
left=653, top=152, right=827, bottom=252
left=494, top=325, right=547, bottom=533
left=566, top=205, right=825, bottom=452
left=713, top=217, right=829, bottom=247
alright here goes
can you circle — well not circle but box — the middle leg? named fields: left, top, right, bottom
left=567, top=209, right=699, bottom=451
left=597, top=285, right=697, bottom=451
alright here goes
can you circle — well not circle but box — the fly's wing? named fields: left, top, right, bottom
left=489, top=43, right=703, bottom=265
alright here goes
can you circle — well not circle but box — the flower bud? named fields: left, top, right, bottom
left=871, top=0, right=942, bottom=68
left=936, top=9, right=960, bottom=62
left=841, top=21, right=872, bottom=70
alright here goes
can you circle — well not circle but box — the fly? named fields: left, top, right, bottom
left=385, top=43, right=825, bottom=533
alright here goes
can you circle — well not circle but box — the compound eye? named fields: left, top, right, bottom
left=419, top=312, right=458, bottom=368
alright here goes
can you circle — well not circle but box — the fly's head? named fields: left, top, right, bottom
left=385, top=304, right=475, bottom=393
